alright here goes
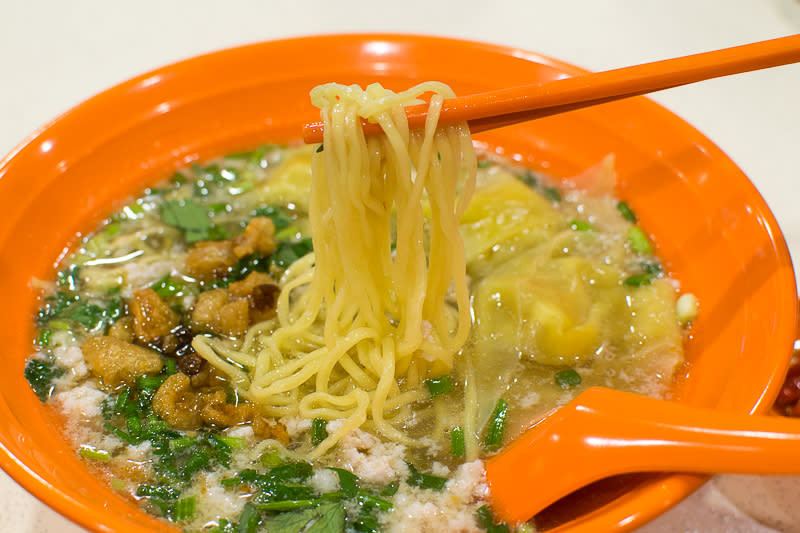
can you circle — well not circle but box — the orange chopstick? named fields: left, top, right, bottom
left=303, top=33, right=800, bottom=144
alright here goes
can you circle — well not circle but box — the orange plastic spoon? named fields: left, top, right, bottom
left=303, top=33, right=800, bottom=144
left=486, top=387, right=800, bottom=525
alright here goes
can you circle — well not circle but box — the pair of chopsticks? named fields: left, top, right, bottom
left=303, top=34, right=800, bottom=144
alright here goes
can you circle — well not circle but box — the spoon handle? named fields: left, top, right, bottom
left=486, top=387, right=800, bottom=525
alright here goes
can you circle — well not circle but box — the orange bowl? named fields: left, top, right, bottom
left=0, top=34, right=795, bottom=533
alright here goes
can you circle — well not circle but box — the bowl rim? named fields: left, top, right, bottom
left=0, top=32, right=796, bottom=533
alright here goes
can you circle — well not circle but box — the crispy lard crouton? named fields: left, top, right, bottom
left=151, top=373, right=202, bottom=430
left=82, top=336, right=164, bottom=387
left=130, top=288, right=179, bottom=342
left=190, top=289, right=249, bottom=337
left=232, top=217, right=277, bottom=258
left=184, top=241, right=237, bottom=281
left=152, top=373, right=289, bottom=442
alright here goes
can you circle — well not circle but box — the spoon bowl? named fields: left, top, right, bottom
left=486, top=386, right=800, bottom=525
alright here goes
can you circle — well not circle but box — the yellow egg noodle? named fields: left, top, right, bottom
left=193, top=82, right=477, bottom=457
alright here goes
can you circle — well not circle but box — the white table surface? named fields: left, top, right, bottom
left=2, top=1, right=800, bottom=531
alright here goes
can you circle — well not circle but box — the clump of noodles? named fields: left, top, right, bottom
left=193, top=82, right=476, bottom=457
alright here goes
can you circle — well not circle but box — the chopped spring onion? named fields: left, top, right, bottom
left=173, top=496, right=197, bottom=521
left=79, top=445, right=110, bottom=461
left=628, top=226, right=652, bottom=254
left=37, top=328, right=52, bottom=347
left=151, top=275, right=185, bottom=298
left=555, top=369, right=582, bottom=389
left=676, top=293, right=699, bottom=324
left=407, top=463, right=448, bottom=491
left=137, top=375, right=167, bottom=391
left=569, top=219, right=593, bottom=232
left=617, top=201, right=637, bottom=223
left=623, top=273, right=653, bottom=287
left=311, top=418, right=328, bottom=446
left=450, top=426, right=465, bottom=458
left=357, top=490, right=393, bottom=512
left=484, top=399, right=508, bottom=450
left=215, top=435, right=246, bottom=449
left=542, top=186, right=562, bottom=202
left=424, top=375, right=453, bottom=397
left=259, top=451, right=284, bottom=468
left=476, top=504, right=511, bottom=533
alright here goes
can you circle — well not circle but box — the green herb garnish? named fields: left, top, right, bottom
left=623, top=273, right=653, bottom=287
left=407, top=463, right=447, bottom=491
left=312, top=418, right=329, bottom=447
left=253, top=205, right=293, bottom=230
left=272, top=238, right=314, bottom=268
left=476, top=504, right=511, bottom=533
left=484, top=399, right=508, bottom=450
left=542, top=186, right=562, bottom=202
left=238, top=502, right=261, bottom=533
left=25, top=358, right=63, bottom=402
left=263, top=502, right=345, bottom=533
left=37, top=328, right=52, bottom=347
left=555, top=369, right=582, bottom=389
left=328, top=467, right=358, bottom=498
left=159, top=199, right=224, bottom=243
left=424, top=376, right=453, bottom=398
left=628, top=226, right=652, bottom=254
left=79, top=445, right=110, bottom=461
left=450, top=426, right=465, bottom=458
left=617, top=201, right=637, bottom=223
left=568, top=219, right=593, bottom=232
left=151, top=275, right=185, bottom=299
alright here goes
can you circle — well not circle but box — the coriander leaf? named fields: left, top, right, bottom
left=238, top=502, right=260, bottom=533
left=68, top=302, right=106, bottom=329
left=268, top=461, right=313, bottom=482
left=160, top=200, right=211, bottom=231
left=261, top=507, right=318, bottom=533
left=25, top=359, right=64, bottom=402
left=253, top=205, right=292, bottom=230
left=272, top=238, right=314, bottom=268
left=357, top=490, right=392, bottom=512
left=306, top=502, right=346, bottom=533
left=328, top=467, right=358, bottom=497
left=57, top=265, right=81, bottom=291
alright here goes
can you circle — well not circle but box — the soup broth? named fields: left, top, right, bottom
left=27, top=144, right=691, bottom=532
